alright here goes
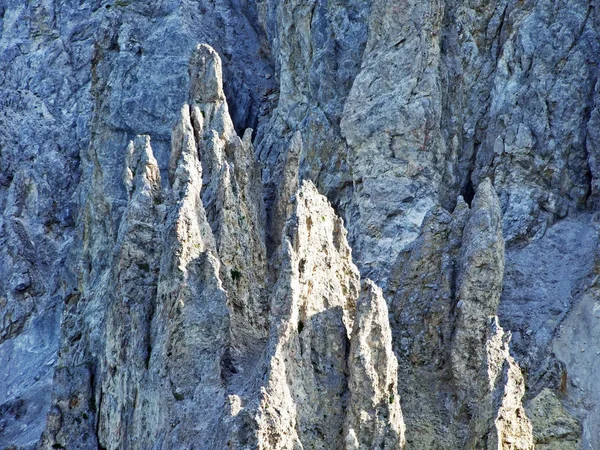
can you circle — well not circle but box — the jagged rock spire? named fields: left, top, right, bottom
left=257, top=181, right=405, bottom=450
left=345, top=280, right=406, bottom=450
left=389, top=179, right=533, bottom=448
left=37, top=40, right=533, bottom=450
left=451, top=178, right=505, bottom=397
left=475, top=317, right=534, bottom=450
left=189, top=43, right=226, bottom=104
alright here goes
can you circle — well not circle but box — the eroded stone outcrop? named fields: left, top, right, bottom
left=340, top=0, right=445, bottom=284
left=41, top=43, right=265, bottom=450
left=36, top=43, right=408, bottom=450
left=186, top=44, right=269, bottom=360
left=467, top=317, right=534, bottom=450
left=112, top=43, right=269, bottom=449
left=451, top=178, right=505, bottom=399
left=98, top=135, right=163, bottom=449
left=390, top=179, right=533, bottom=448
left=345, top=280, right=405, bottom=450
left=133, top=94, right=228, bottom=448
left=256, top=181, right=404, bottom=450
left=4, top=0, right=600, bottom=445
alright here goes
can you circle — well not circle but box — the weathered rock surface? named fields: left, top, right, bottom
left=527, top=389, right=582, bottom=450
left=257, top=181, right=404, bottom=450
left=340, top=0, right=445, bottom=283
left=345, top=280, right=405, bottom=450
left=553, top=264, right=600, bottom=449
left=390, top=180, right=533, bottom=448
left=451, top=179, right=505, bottom=398
left=468, top=317, right=533, bottom=450
left=21, top=42, right=406, bottom=450
left=2, top=0, right=600, bottom=448
left=98, top=135, right=163, bottom=449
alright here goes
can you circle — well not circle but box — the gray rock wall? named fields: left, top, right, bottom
left=1, top=0, right=599, bottom=448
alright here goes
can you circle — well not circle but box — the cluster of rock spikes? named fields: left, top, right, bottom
left=31, top=44, right=532, bottom=450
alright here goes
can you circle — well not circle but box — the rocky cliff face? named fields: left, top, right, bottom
left=1, top=1, right=599, bottom=449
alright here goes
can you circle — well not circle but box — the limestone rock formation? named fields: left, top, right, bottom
left=23, top=42, right=407, bottom=450
left=390, top=180, right=533, bottom=448
left=257, top=181, right=404, bottom=450
left=451, top=178, right=505, bottom=399
left=527, top=389, right=582, bottom=449
left=468, top=317, right=534, bottom=450
left=2, top=0, right=600, bottom=448
left=99, top=135, right=163, bottom=449
left=345, top=280, right=406, bottom=450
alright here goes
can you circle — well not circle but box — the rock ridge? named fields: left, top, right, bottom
left=38, top=43, right=405, bottom=450
left=2, top=0, right=600, bottom=447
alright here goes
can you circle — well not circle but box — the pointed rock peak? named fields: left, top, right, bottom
left=293, top=180, right=347, bottom=248
left=454, top=194, right=470, bottom=216
left=123, top=134, right=160, bottom=198
left=259, top=184, right=403, bottom=450
left=169, top=104, right=202, bottom=191
left=354, top=279, right=390, bottom=330
left=124, top=135, right=151, bottom=170
left=293, top=180, right=335, bottom=240
left=471, top=178, right=501, bottom=221
left=286, top=179, right=360, bottom=327
left=482, top=317, right=534, bottom=450
left=346, top=279, right=406, bottom=450
left=188, top=43, right=225, bottom=104
left=450, top=176, right=505, bottom=404
left=459, top=178, right=504, bottom=277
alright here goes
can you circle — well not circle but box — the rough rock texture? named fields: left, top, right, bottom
left=389, top=179, right=532, bottom=448
left=345, top=280, right=405, bottom=450
left=256, top=181, right=404, bottom=450
left=340, top=0, right=446, bottom=282
left=468, top=317, right=534, bottom=450
left=553, top=259, right=600, bottom=449
left=527, top=389, right=582, bottom=450
left=450, top=179, right=505, bottom=398
left=2, top=0, right=600, bottom=448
